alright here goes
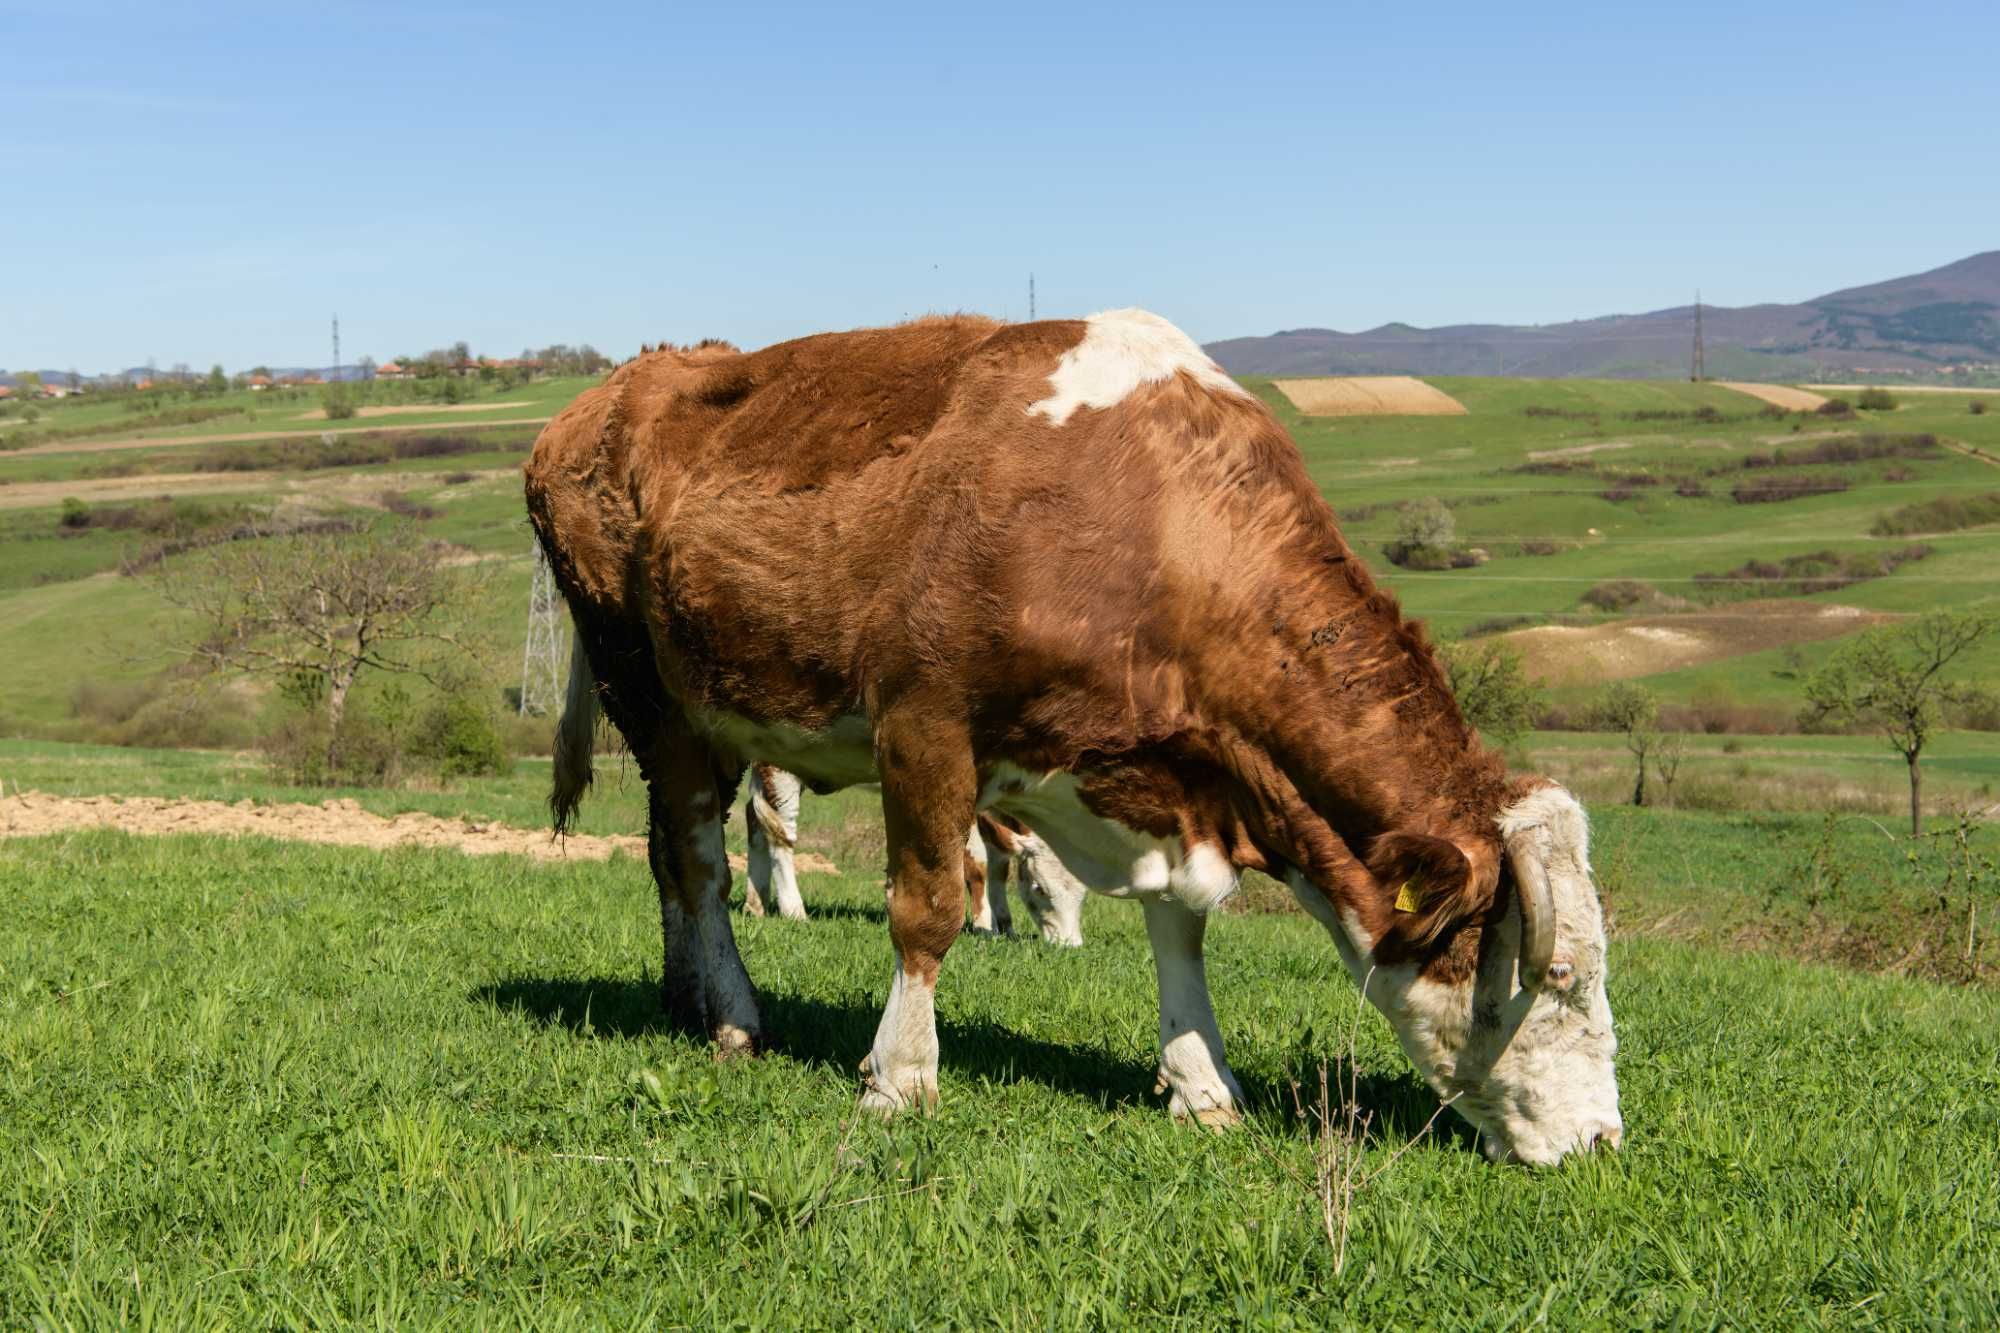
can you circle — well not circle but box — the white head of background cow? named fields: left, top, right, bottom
left=1303, top=783, right=1620, bottom=1165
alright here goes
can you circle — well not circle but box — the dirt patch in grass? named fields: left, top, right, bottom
left=0, top=472, right=283, bottom=511
left=0, top=790, right=842, bottom=873
left=1499, top=600, right=1893, bottom=683
left=1713, top=382, right=1829, bottom=412
left=1272, top=376, right=1467, bottom=417
left=9, top=417, right=552, bottom=456
left=293, top=401, right=533, bottom=422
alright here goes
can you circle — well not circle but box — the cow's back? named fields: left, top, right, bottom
left=524, top=311, right=1298, bottom=756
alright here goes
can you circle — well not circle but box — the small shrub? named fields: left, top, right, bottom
left=1581, top=579, right=1654, bottom=612
left=1517, top=538, right=1566, bottom=557
left=1463, top=613, right=1546, bottom=638
left=322, top=384, right=358, bottom=420
left=379, top=490, right=441, bottom=520
left=1855, top=387, right=1897, bottom=411
left=1598, top=474, right=1659, bottom=503
left=1674, top=479, right=1710, bottom=498
left=1731, top=473, right=1850, bottom=504
left=70, top=673, right=258, bottom=749
left=1382, top=497, right=1462, bottom=569
left=441, top=471, right=476, bottom=485
left=1869, top=491, right=2000, bottom=536
left=59, top=497, right=90, bottom=529
left=1816, top=398, right=1855, bottom=418
left=1689, top=545, right=1930, bottom=600
left=1735, top=434, right=1937, bottom=471
left=1624, top=405, right=1729, bottom=423
left=410, top=687, right=510, bottom=778
left=1972, top=399, right=1989, bottom=416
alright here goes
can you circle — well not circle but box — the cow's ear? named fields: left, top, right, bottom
left=1365, top=831, right=1488, bottom=945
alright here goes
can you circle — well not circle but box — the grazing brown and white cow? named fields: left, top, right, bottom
left=742, top=763, right=1088, bottom=945
left=525, top=309, right=1620, bottom=1165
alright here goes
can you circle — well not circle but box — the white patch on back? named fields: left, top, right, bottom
left=1028, top=308, right=1252, bottom=426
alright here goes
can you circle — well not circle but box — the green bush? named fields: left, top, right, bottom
left=1855, top=387, right=1897, bottom=411
left=1870, top=491, right=2000, bottom=537
left=68, top=673, right=260, bottom=750
left=321, top=384, right=358, bottom=420
left=1972, top=399, right=1989, bottom=416
left=411, top=687, right=510, bottom=778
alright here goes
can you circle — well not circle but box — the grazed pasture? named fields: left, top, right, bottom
left=4, top=819, right=1997, bottom=1326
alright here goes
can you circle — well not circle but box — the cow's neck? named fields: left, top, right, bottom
left=1214, top=551, right=1510, bottom=876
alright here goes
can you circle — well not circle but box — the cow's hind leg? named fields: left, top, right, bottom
left=964, top=823, right=1004, bottom=936
left=644, top=735, right=763, bottom=1055
left=744, top=764, right=807, bottom=921
left=1143, top=897, right=1244, bottom=1127
left=860, top=705, right=975, bottom=1115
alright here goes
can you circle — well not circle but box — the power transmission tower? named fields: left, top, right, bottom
left=1029, top=273, right=1036, bottom=321
left=1690, top=291, right=1705, bottom=382
left=520, top=541, right=566, bottom=716
left=331, top=314, right=341, bottom=381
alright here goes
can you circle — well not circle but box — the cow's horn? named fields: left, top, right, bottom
left=1505, top=830, right=1557, bottom=990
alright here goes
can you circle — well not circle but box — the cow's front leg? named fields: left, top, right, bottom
left=860, top=705, right=975, bottom=1115
left=1143, top=897, right=1244, bottom=1127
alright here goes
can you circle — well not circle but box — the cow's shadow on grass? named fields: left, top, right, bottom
left=472, top=975, right=1465, bottom=1146
left=753, top=900, right=886, bottom=925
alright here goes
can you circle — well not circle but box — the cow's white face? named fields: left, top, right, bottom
left=1012, top=831, right=1087, bottom=947
left=1290, top=785, right=1621, bottom=1165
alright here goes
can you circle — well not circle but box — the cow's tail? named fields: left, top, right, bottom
left=551, top=631, right=597, bottom=834
left=746, top=766, right=798, bottom=850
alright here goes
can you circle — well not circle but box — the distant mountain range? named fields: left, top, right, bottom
left=1206, top=251, right=2000, bottom=381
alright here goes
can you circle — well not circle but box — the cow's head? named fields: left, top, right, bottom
left=1011, top=830, right=1087, bottom=947
left=1293, top=782, right=1621, bottom=1165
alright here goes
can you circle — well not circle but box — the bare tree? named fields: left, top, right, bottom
left=156, top=522, right=483, bottom=772
left=1592, top=681, right=1660, bottom=806
left=1804, top=610, right=1999, bottom=835
left=1652, top=731, right=1687, bottom=808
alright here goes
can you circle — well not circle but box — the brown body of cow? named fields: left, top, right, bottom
left=524, top=309, right=1620, bottom=1165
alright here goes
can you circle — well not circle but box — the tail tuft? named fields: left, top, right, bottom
left=551, top=631, right=597, bottom=834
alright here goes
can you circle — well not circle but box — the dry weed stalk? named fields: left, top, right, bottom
left=1277, top=967, right=1459, bottom=1276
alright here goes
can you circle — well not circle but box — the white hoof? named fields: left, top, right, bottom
left=1159, top=1067, right=1243, bottom=1129
left=858, top=1057, right=936, bottom=1117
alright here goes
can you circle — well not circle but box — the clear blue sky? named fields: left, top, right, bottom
left=6, top=0, right=1996, bottom=373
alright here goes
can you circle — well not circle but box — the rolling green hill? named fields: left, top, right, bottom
left=1, top=372, right=1995, bottom=783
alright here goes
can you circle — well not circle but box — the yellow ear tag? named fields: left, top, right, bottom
left=1395, top=878, right=1423, bottom=913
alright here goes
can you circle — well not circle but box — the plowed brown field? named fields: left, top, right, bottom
left=1272, top=376, right=1468, bottom=417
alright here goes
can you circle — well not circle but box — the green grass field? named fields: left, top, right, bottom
left=6, top=823, right=1997, bottom=1326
